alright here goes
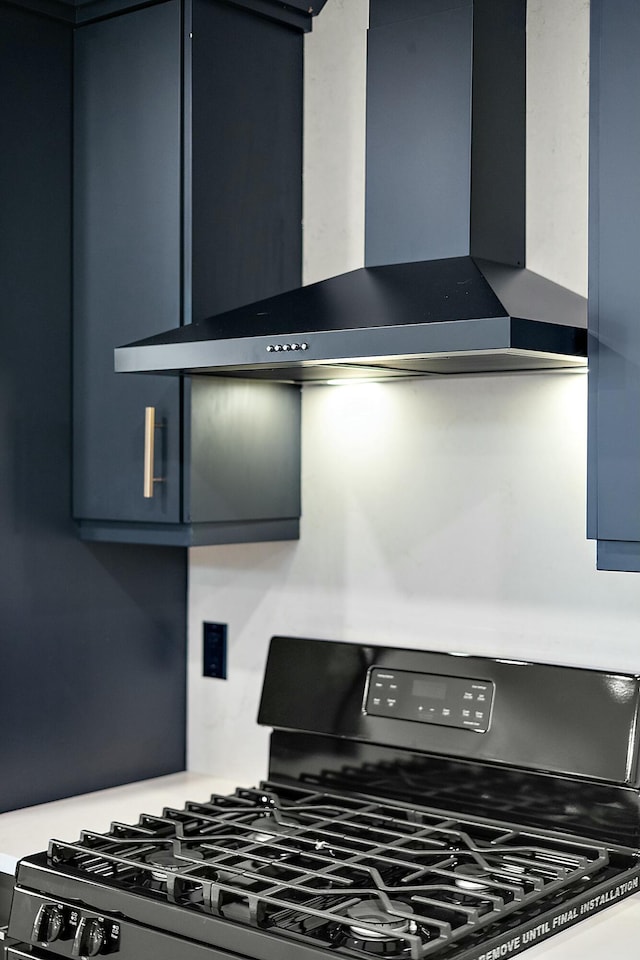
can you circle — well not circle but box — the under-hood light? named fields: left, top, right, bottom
left=324, top=377, right=391, bottom=386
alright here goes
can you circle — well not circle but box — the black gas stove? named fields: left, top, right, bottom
left=6, top=637, right=640, bottom=960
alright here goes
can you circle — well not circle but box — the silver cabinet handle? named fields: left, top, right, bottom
left=143, top=406, right=165, bottom=498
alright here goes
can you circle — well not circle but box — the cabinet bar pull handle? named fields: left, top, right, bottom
left=143, top=406, right=164, bottom=498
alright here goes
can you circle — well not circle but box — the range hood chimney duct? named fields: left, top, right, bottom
left=366, top=0, right=525, bottom=272
left=115, top=0, right=587, bottom=382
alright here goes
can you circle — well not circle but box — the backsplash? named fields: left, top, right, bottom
left=187, top=0, right=631, bottom=786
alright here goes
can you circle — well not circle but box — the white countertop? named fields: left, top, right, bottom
left=0, top=773, right=638, bottom=959
left=0, top=772, right=237, bottom=873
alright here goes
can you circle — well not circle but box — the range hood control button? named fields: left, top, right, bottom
left=266, top=342, right=308, bottom=353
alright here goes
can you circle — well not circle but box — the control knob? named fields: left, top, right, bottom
left=72, top=917, right=106, bottom=957
left=32, top=903, right=65, bottom=944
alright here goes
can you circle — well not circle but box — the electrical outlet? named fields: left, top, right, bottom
left=203, top=622, right=227, bottom=679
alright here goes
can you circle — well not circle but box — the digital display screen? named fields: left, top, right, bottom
left=412, top=678, right=447, bottom=700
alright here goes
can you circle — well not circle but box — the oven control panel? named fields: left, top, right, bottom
left=364, top=667, right=494, bottom=732
left=16, top=897, right=121, bottom=956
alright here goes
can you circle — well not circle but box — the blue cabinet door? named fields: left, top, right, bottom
left=73, top=1, right=183, bottom=526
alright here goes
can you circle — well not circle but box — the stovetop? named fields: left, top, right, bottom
left=11, top=780, right=639, bottom=960
left=7, top=638, right=640, bottom=960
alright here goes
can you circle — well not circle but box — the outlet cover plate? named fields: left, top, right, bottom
left=203, top=622, right=227, bottom=679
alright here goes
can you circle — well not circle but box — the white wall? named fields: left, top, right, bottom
left=188, top=0, right=640, bottom=785
left=526, top=0, right=590, bottom=294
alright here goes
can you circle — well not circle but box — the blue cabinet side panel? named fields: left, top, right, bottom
left=589, top=0, right=640, bottom=544
left=0, top=2, right=187, bottom=814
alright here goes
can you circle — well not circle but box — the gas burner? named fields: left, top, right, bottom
left=146, top=849, right=203, bottom=881
left=339, top=899, right=419, bottom=957
left=434, top=888, right=494, bottom=915
left=453, top=863, right=491, bottom=891
left=346, top=899, right=414, bottom=938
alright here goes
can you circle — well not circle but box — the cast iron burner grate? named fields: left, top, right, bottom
left=46, top=781, right=620, bottom=958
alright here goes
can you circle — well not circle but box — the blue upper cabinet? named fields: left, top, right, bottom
left=588, top=0, right=640, bottom=570
left=72, top=0, right=302, bottom=546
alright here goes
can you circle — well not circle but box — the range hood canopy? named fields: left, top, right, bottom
left=115, top=0, right=587, bottom=383
left=116, top=255, right=586, bottom=380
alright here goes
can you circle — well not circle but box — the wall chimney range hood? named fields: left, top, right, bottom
left=115, top=0, right=587, bottom=382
